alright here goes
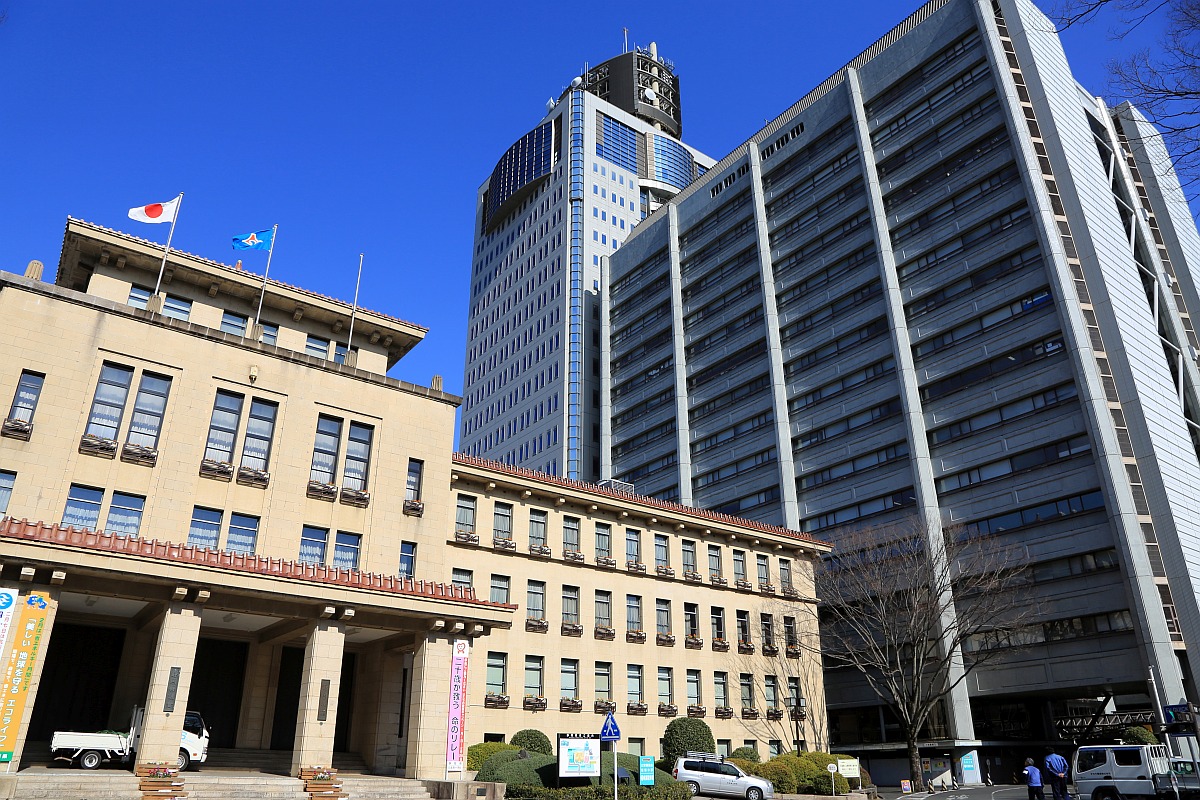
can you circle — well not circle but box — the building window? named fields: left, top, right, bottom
left=655, top=534, right=670, bottom=568
left=405, top=459, right=424, bottom=501
left=626, top=528, right=641, bottom=562
left=595, top=523, right=612, bottom=559
left=301, top=525, right=328, bottom=564
left=494, top=502, right=513, bottom=540
left=260, top=323, right=279, bottom=346
left=105, top=491, right=145, bottom=537
left=627, top=665, right=644, bottom=703
left=310, top=415, right=343, bottom=484
left=687, top=669, right=701, bottom=705
left=563, top=516, right=581, bottom=553
left=714, top=673, right=728, bottom=707
left=128, top=285, right=151, bottom=309
left=733, top=550, right=747, bottom=582
left=525, top=656, right=544, bottom=697
left=240, top=399, right=277, bottom=471
left=682, top=540, right=697, bottom=573
left=529, top=509, right=548, bottom=547
left=333, top=531, right=361, bottom=569
left=596, top=591, right=612, bottom=627
left=626, top=594, right=642, bottom=632
left=334, top=343, right=352, bottom=365
left=86, top=363, right=135, bottom=440
left=708, top=544, right=722, bottom=577
left=717, top=740, right=731, bottom=758
left=784, top=616, right=798, bottom=647
left=563, top=586, right=580, bottom=623
left=769, top=741, right=783, bottom=758
left=711, top=607, right=726, bottom=640
left=7, top=371, right=44, bottom=425
left=562, top=659, right=579, bottom=699
left=487, top=652, right=507, bottom=695
left=628, top=739, right=644, bottom=757
left=456, top=495, right=477, bottom=534
left=127, top=373, right=172, bottom=449
left=188, top=506, right=222, bottom=549
left=740, top=674, right=755, bottom=709
left=342, top=422, right=373, bottom=491
left=788, top=677, right=801, bottom=708
left=220, top=312, right=248, bottom=336
left=658, top=667, right=673, bottom=704
left=656, top=599, right=671, bottom=634
left=62, top=484, right=103, bottom=530
left=780, top=558, right=793, bottom=590
left=0, top=471, right=13, bottom=514
left=399, top=541, right=417, bottom=577
left=737, top=610, right=751, bottom=643
left=204, top=390, right=244, bottom=463
left=684, top=603, right=699, bottom=637
left=527, top=581, right=546, bottom=619
left=227, top=513, right=259, bottom=554
left=306, top=335, right=331, bottom=359
left=765, top=675, right=779, bottom=708
left=490, top=574, right=510, bottom=604
left=452, top=568, right=473, bottom=590
left=757, top=554, right=770, bottom=585
left=596, top=662, right=612, bottom=699
left=161, top=295, right=191, bottom=321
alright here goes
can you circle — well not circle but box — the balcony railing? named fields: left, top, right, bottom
left=596, top=555, right=617, bottom=568
left=741, top=707, right=759, bottom=720
left=790, top=707, right=808, bottom=721
left=782, top=584, right=801, bottom=599
left=766, top=707, right=784, bottom=721
left=712, top=638, right=730, bottom=652
left=786, top=644, right=802, bottom=659
left=683, top=570, right=703, bottom=583
left=736, top=579, right=754, bottom=591
left=759, top=583, right=775, bottom=595
left=738, top=640, right=755, bottom=655
left=121, top=442, right=159, bottom=467
left=564, top=549, right=585, bottom=563
left=709, top=574, right=727, bottom=587
left=529, top=543, right=552, bottom=557
left=594, top=700, right=617, bottom=714
left=762, top=642, right=780, bottom=657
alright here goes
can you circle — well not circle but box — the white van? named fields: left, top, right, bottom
left=1072, top=744, right=1194, bottom=800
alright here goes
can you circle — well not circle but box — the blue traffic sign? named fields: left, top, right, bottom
left=600, top=712, right=621, bottom=741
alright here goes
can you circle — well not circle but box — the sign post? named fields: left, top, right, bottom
left=837, top=758, right=861, bottom=792
left=827, top=763, right=838, bottom=796
left=600, top=712, right=621, bottom=800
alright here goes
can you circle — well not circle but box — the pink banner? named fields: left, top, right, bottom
left=445, top=639, right=470, bottom=772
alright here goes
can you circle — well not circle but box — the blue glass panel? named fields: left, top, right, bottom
left=597, top=115, right=638, bottom=174
left=653, top=135, right=696, bottom=190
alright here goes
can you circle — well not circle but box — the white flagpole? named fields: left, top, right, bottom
left=152, top=192, right=184, bottom=297
left=344, top=253, right=364, bottom=365
left=253, top=224, right=279, bottom=332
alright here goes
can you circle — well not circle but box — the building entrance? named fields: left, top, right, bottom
left=189, top=638, right=248, bottom=749
left=269, top=646, right=356, bottom=752
left=27, top=623, right=125, bottom=741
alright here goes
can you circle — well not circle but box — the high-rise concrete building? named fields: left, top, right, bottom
left=460, top=46, right=714, bottom=481
left=604, top=0, right=1200, bottom=780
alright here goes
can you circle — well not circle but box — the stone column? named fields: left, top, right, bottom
left=139, top=603, right=202, bottom=766
left=289, top=621, right=345, bottom=776
left=236, top=642, right=275, bottom=748
left=404, top=633, right=454, bottom=780
left=358, top=643, right=408, bottom=775
left=0, top=585, right=59, bottom=772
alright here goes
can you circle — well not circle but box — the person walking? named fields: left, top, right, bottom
left=1024, top=758, right=1046, bottom=800
left=1045, top=748, right=1070, bottom=800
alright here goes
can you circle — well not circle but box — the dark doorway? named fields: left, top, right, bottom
left=270, top=646, right=304, bottom=750
left=189, top=638, right=248, bottom=748
left=28, top=623, right=125, bottom=740
left=334, top=652, right=356, bottom=752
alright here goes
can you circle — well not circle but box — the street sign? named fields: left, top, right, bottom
left=837, top=759, right=860, bottom=778
left=600, top=712, right=621, bottom=741
left=827, top=764, right=838, bottom=773
left=640, top=755, right=655, bottom=785
left=1165, top=704, right=1190, bottom=722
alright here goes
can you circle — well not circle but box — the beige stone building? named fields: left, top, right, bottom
left=0, top=219, right=827, bottom=783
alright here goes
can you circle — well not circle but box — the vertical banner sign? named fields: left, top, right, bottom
left=445, top=639, right=470, bottom=773
left=0, top=592, right=50, bottom=763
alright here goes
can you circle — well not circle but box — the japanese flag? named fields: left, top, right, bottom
left=128, top=196, right=179, bottom=224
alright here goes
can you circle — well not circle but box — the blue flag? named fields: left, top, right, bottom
left=232, top=228, right=274, bottom=250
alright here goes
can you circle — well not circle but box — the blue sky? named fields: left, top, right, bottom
left=0, top=1, right=1164, bottom=402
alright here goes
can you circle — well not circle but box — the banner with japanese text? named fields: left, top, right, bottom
left=445, top=638, right=470, bottom=773
left=0, top=592, right=51, bottom=763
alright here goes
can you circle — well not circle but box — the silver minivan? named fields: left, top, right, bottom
left=673, top=752, right=774, bottom=800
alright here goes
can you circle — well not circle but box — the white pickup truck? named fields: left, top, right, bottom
left=50, top=706, right=210, bottom=771
left=1074, top=744, right=1200, bottom=800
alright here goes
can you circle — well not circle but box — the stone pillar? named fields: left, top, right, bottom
left=236, top=642, right=276, bottom=748
left=0, top=585, right=59, bottom=772
left=290, top=621, right=345, bottom=776
left=109, top=626, right=155, bottom=728
left=139, top=603, right=202, bottom=766
left=404, top=634, right=453, bottom=780
left=359, top=644, right=407, bottom=775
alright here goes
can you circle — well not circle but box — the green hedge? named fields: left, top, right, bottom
left=468, top=742, right=519, bottom=771
left=481, top=749, right=676, bottom=789
left=477, top=749, right=527, bottom=782
left=730, top=746, right=760, bottom=763
left=503, top=784, right=690, bottom=800
left=511, top=728, right=555, bottom=755
left=492, top=752, right=559, bottom=786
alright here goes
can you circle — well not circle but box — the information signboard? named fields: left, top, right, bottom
left=558, top=735, right=602, bottom=778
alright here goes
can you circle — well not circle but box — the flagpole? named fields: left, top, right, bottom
left=152, top=192, right=184, bottom=297
left=345, top=253, right=364, bottom=365
left=253, top=224, right=279, bottom=331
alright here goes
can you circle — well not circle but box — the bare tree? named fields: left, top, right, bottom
left=810, top=517, right=1038, bottom=784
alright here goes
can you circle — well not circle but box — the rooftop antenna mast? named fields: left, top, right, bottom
left=623, top=27, right=628, bottom=53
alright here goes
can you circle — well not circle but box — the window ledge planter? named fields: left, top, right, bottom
left=790, top=708, right=808, bottom=721
left=712, top=639, right=730, bottom=652
left=656, top=633, right=676, bottom=646
left=525, top=617, right=550, bottom=633
left=766, top=708, right=785, bottom=721
left=523, top=695, right=548, bottom=711
left=305, top=479, right=337, bottom=500
left=564, top=549, right=585, bottom=563
left=122, top=442, right=158, bottom=467
left=627, top=702, right=648, bottom=715
left=494, top=537, right=516, bottom=551
left=626, top=560, right=646, bottom=573
left=658, top=703, right=678, bottom=717
left=485, top=693, right=510, bottom=709
left=709, top=574, right=727, bottom=586
left=339, top=487, right=370, bottom=508
left=594, top=625, right=616, bottom=640
left=782, top=585, right=801, bottom=599
left=594, top=700, right=617, bottom=714
left=741, top=707, right=760, bottom=720
left=403, top=499, right=425, bottom=517
left=685, top=635, right=704, bottom=650
left=687, top=704, right=706, bottom=718
left=235, top=465, right=269, bottom=487
left=759, top=583, right=775, bottom=595
left=560, top=697, right=583, bottom=712
left=529, top=544, right=552, bottom=557
left=655, top=565, right=676, bottom=578
left=626, top=630, right=647, bottom=644
left=80, top=433, right=118, bottom=459
left=596, top=556, right=617, bottom=568
left=738, top=641, right=755, bottom=655
left=715, top=706, right=734, bottom=719
left=455, top=531, right=480, bottom=545
left=561, top=622, right=584, bottom=637
left=684, top=570, right=703, bottom=583
left=736, top=579, right=754, bottom=591
left=786, top=644, right=802, bottom=659
left=1, top=418, right=32, bottom=441
left=762, top=643, right=780, bottom=657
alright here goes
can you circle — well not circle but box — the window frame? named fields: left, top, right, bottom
left=85, top=363, right=135, bottom=441
left=8, top=371, right=45, bottom=425
left=240, top=398, right=278, bottom=472
left=301, top=525, right=329, bottom=564
left=310, top=414, right=343, bottom=485
left=333, top=531, right=361, bottom=569
left=204, top=389, right=244, bottom=463
left=62, top=484, right=104, bottom=530
left=342, top=421, right=373, bottom=492
left=104, top=491, right=145, bottom=537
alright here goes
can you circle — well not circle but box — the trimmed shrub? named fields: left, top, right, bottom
left=595, top=751, right=677, bottom=787
left=476, top=748, right=526, bottom=782
left=493, top=752, right=558, bottom=786
left=504, top=784, right=690, bottom=800
left=728, top=758, right=757, bottom=775
left=1121, top=726, right=1159, bottom=745
left=468, top=742, right=518, bottom=771
left=798, top=753, right=849, bottom=794
left=662, top=718, right=716, bottom=765
left=511, top=728, right=554, bottom=755
left=757, top=760, right=799, bottom=794
left=731, top=746, right=761, bottom=763
left=830, top=753, right=873, bottom=788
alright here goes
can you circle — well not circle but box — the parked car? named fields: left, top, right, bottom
left=673, top=752, right=774, bottom=800
left=1073, top=744, right=1200, bottom=800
